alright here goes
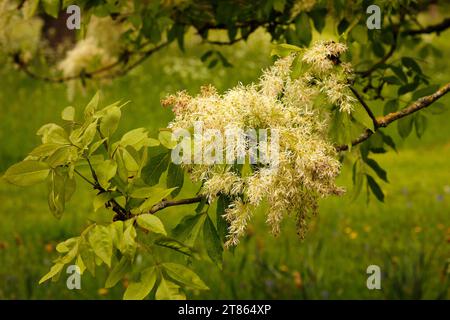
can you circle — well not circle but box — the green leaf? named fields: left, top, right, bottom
left=352, top=159, right=364, bottom=200
left=272, top=0, right=286, bottom=12
left=379, top=131, right=397, bottom=152
left=109, top=221, right=124, bottom=249
left=3, top=160, right=50, bottom=186
left=142, top=151, right=170, bottom=186
left=397, top=116, right=414, bottom=139
left=89, top=138, right=107, bottom=156
left=93, top=192, right=114, bottom=212
left=46, top=146, right=77, bottom=167
left=100, top=106, right=121, bottom=138
left=383, top=76, right=402, bottom=85
left=121, top=224, right=137, bottom=258
left=270, top=43, right=301, bottom=57
left=39, top=263, right=64, bottom=284
left=158, top=131, right=177, bottom=149
left=200, top=50, right=214, bottom=62
left=203, top=215, right=223, bottom=268
left=62, top=106, right=75, bottom=121
left=137, top=187, right=177, bottom=212
left=216, top=195, right=230, bottom=242
left=88, top=225, right=113, bottom=267
left=425, top=102, right=447, bottom=115
left=308, top=8, right=327, bottom=33
left=155, top=277, right=186, bottom=300
left=84, top=92, right=100, bottom=118
left=96, top=159, right=117, bottom=189
left=166, top=162, right=184, bottom=197
left=412, top=85, right=440, bottom=100
left=364, top=158, right=388, bottom=182
left=79, top=239, right=96, bottom=276
left=401, top=57, right=422, bottom=74
left=136, top=214, right=167, bottom=235
left=56, top=237, right=78, bottom=253
left=366, top=175, right=384, bottom=202
left=383, top=99, right=398, bottom=115
left=295, top=12, right=312, bottom=47
left=390, top=66, right=407, bottom=84
left=173, top=213, right=207, bottom=247
left=37, top=123, right=69, bottom=144
left=75, top=255, right=86, bottom=275
left=47, top=169, right=75, bottom=218
left=42, top=0, right=60, bottom=18
left=123, top=267, right=157, bottom=300
left=351, top=25, right=368, bottom=43
left=414, top=113, right=427, bottom=138
left=120, top=128, right=159, bottom=151
left=398, top=83, right=419, bottom=95
left=105, top=256, right=131, bottom=288
left=162, top=263, right=208, bottom=290
left=352, top=104, right=375, bottom=131
left=22, top=0, right=40, bottom=19
left=29, top=143, right=64, bottom=158
left=154, top=237, right=193, bottom=256
left=121, top=147, right=140, bottom=173
left=337, top=18, right=349, bottom=35
left=81, top=122, right=98, bottom=147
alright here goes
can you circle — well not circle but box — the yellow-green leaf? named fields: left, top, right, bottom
left=123, top=267, right=157, bottom=300
left=155, top=277, right=186, bottom=300
left=162, top=262, right=209, bottom=290
left=3, top=160, right=50, bottom=186
left=158, top=131, right=177, bottom=149
left=105, top=256, right=131, bottom=288
left=62, top=106, right=75, bottom=121
left=39, top=263, right=64, bottom=284
left=136, top=214, right=167, bottom=235
left=88, top=225, right=113, bottom=267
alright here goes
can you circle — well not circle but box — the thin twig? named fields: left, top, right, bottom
left=73, top=169, right=96, bottom=186
left=350, top=86, right=378, bottom=129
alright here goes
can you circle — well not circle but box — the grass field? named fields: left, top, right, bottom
left=0, top=30, right=449, bottom=300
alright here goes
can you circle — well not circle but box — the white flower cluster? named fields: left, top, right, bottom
left=58, top=16, right=124, bottom=78
left=0, top=0, right=43, bottom=62
left=163, top=41, right=353, bottom=246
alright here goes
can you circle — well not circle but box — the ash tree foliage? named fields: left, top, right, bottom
left=2, top=0, right=450, bottom=299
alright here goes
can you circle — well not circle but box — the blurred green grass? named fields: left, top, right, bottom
left=0, top=30, right=449, bottom=299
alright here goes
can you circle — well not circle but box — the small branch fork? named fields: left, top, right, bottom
left=336, top=82, right=450, bottom=152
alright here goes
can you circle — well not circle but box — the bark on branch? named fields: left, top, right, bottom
left=148, top=196, right=204, bottom=214
left=404, top=18, right=450, bottom=36
left=336, top=82, right=450, bottom=151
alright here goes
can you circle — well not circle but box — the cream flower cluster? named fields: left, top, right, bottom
left=163, top=41, right=353, bottom=246
left=58, top=16, right=124, bottom=78
left=0, top=0, right=42, bottom=62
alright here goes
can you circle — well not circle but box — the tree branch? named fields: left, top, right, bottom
left=404, top=17, right=450, bottom=36
left=13, top=42, right=169, bottom=83
left=148, top=196, right=204, bottom=214
left=350, top=86, right=378, bottom=129
left=336, top=82, right=450, bottom=151
left=356, top=27, right=398, bottom=78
